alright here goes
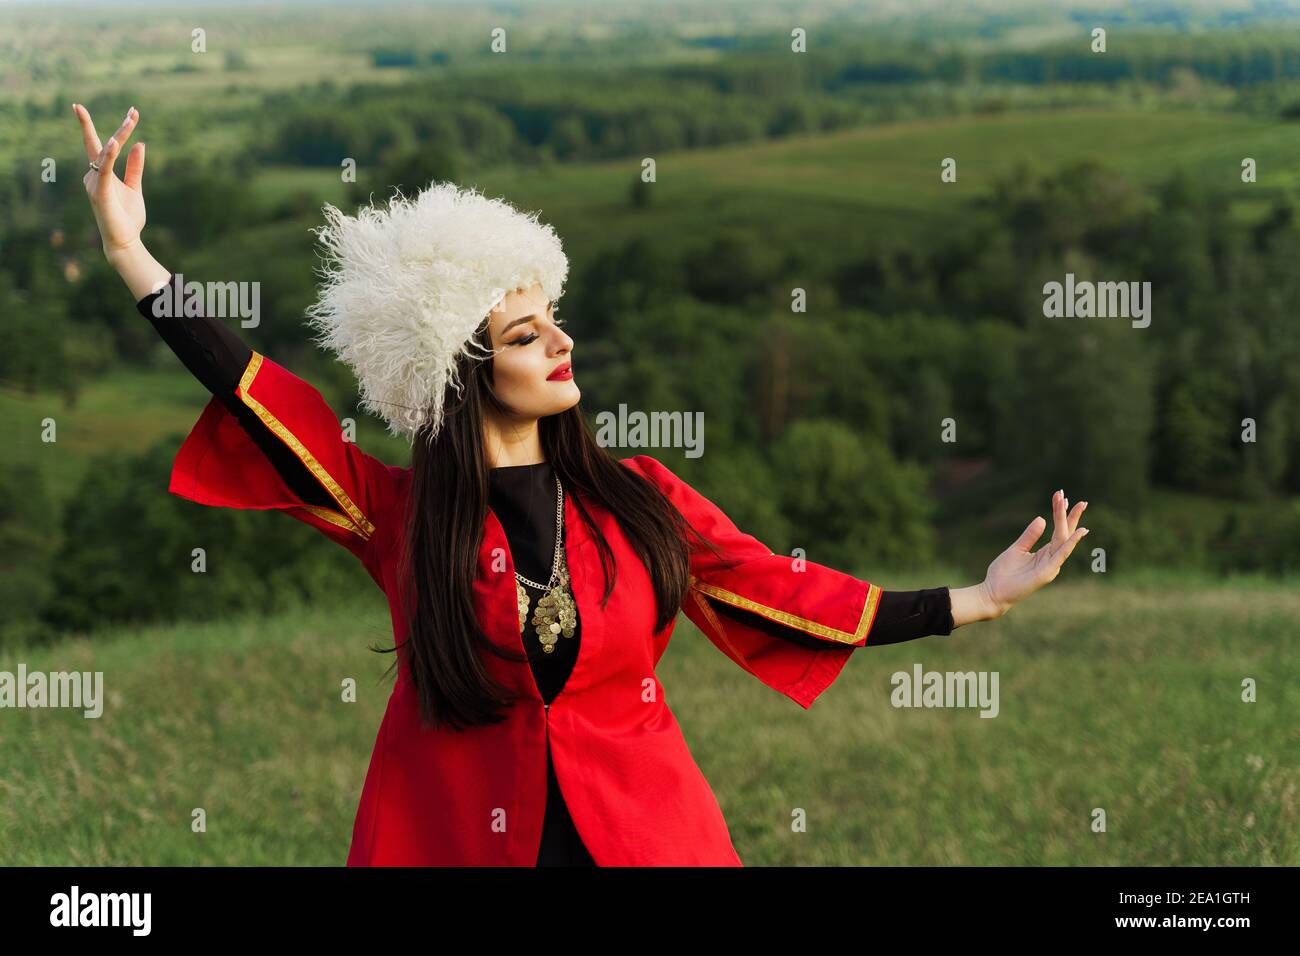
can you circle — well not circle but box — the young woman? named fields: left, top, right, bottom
left=74, top=104, right=1089, bottom=867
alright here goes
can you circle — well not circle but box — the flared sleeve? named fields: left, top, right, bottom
left=168, top=349, right=401, bottom=581
left=623, top=454, right=887, bottom=709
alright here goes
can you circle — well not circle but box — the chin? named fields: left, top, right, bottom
left=548, top=384, right=581, bottom=413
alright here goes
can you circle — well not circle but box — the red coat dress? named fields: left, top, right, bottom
left=167, top=350, right=885, bottom=866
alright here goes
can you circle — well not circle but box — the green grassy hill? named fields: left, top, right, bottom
left=0, top=366, right=410, bottom=505
left=3, top=575, right=1296, bottom=865
left=498, top=106, right=1300, bottom=242
left=254, top=106, right=1300, bottom=260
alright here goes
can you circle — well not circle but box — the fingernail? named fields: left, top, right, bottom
left=1081, top=528, right=1090, bottom=535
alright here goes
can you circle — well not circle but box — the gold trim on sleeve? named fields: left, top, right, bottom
left=300, top=505, right=367, bottom=538
left=237, top=351, right=376, bottom=540
left=687, top=574, right=881, bottom=645
left=689, top=587, right=743, bottom=658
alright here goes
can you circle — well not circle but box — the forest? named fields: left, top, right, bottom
left=4, top=7, right=1300, bottom=646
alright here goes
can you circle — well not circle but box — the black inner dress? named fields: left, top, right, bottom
left=489, top=460, right=596, bottom=866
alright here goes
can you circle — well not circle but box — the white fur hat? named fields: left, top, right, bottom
left=304, top=181, right=569, bottom=439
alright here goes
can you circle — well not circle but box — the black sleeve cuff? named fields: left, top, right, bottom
left=704, top=585, right=954, bottom=650
left=864, top=587, right=954, bottom=645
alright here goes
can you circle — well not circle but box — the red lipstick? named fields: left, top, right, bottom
left=547, top=362, right=573, bottom=381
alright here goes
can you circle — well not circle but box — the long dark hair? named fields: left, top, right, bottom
left=384, top=319, right=727, bottom=731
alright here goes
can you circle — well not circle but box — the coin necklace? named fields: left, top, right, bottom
left=515, top=474, right=578, bottom=653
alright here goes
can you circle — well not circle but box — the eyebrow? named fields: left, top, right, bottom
left=501, top=302, right=553, bottom=335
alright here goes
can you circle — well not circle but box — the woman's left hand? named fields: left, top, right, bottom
left=981, top=489, right=1088, bottom=617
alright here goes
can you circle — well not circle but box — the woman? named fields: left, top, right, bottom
left=74, top=104, right=1089, bottom=867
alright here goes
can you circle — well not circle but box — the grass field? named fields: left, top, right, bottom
left=2, top=573, right=1296, bottom=866
left=478, top=107, right=1300, bottom=249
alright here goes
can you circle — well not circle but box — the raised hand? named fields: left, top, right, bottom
left=73, top=103, right=146, bottom=260
left=981, top=489, right=1089, bottom=617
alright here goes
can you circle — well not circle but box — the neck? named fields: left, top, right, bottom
left=483, top=411, right=545, bottom=468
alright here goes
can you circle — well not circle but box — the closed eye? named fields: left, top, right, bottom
left=508, top=308, right=563, bottom=346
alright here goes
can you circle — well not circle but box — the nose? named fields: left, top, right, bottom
left=550, top=325, right=574, bottom=354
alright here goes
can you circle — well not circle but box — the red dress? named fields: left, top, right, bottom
left=167, top=350, right=890, bottom=866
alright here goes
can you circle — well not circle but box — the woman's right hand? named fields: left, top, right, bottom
left=74, top=103, right=147, bottom=262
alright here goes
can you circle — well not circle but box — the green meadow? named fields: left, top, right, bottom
left=3, top=572, right=1295, bottom=865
